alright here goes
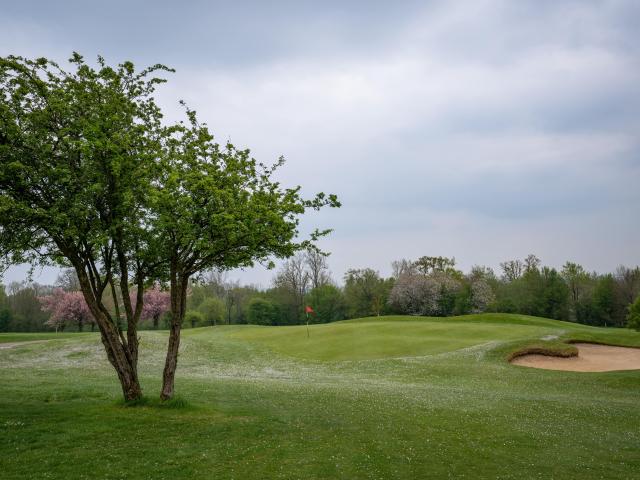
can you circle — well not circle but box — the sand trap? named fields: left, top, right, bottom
left=512, top=343, right=640, bottom=372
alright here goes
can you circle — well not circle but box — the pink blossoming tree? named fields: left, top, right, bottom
left=138, top=286, right=171, bottom=329
left=129, top=286, right=171, bottom=329
left=39, top=288, right=94, bottom=332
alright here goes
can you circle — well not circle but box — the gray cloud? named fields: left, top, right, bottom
left=1, top=0, right=638, bottom=287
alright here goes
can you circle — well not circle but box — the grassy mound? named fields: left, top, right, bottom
left=228, top=314, right=567, bottom=361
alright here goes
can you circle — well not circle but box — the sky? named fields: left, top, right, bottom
left=1, top=0, right=639, bottom=287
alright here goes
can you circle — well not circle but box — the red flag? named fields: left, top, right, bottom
left=305, top=305, right=314, bottom=314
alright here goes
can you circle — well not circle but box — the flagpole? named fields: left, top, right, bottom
left=306, top=311, right=310, bottom=338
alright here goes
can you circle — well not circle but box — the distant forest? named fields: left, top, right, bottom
left=1, top=253, right=639, bottom=332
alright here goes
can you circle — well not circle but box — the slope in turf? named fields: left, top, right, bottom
left=229, top=314, right=567, bottom=361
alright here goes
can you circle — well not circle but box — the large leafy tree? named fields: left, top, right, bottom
left=153, top=111, right=339, bottom=399
left=0, top=54, right=339, bottom=401
left=0, top=54, right=169, bottom=400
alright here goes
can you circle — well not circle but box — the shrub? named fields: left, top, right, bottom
left=185, top=311, right=205, bottom=328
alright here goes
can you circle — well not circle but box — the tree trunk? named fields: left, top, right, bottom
left=78, top=318, right=84, bottom=332
left=93, top=308, right=142, bottom=401
left=76, top=268, right=143, bottom=402
left=153, top=315, right=159, bottom=329
left=160, top=268, right=189, bottom=400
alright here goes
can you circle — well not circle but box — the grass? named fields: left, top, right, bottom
left=0, top=332, right=92, bottom=343
left=1, top=313, right=640, bottom=479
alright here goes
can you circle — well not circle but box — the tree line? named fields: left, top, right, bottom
left=165, top=253, right=640, bottom=329
left=3, top=254, right=639, bottom=333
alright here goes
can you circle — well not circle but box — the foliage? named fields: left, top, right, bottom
left=38, top=288, right=94, bottom=332
left=197, top=297, right=225, bottom=326
left=304, top=284, right=345, bottom=323
left=137, top=286, right=171, bottom=329
left=184, top=311, right=205, bottom=328
left=626, top=294, right=640, bottom=330
left=151, top=108, right=339, bottom=398
left=0, top=53, right=339, bottom=400
left=246, top=298, right=279, bottom=325
left=0, top=53, right=176, bottom=399
left=0, top=306, right=11, bottom=332
left=388, top=272, right=440, bottom=315
left=343, top=268, right=392, bottom=317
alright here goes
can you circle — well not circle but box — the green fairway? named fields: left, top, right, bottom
left=1, top=314, right=640, bottom=479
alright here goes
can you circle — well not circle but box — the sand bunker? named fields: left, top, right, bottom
left=512, top=343, right=640, bottom=372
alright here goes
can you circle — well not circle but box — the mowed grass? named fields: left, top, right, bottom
left=0, top=332, right=92, bottom=343
left=1, top=314, right=640, bottom=479
left=229, top=315, right=559, bottom=361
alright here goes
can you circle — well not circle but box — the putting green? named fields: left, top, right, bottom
left=230, top=315, right=560, bottom=361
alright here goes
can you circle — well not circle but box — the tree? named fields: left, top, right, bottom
left=614, top=266, right=640, bottom=325
left=56, top=268, right=81, bottom=292
left=1, top=54, right=339, bottom=401
left=305, top=248, right=331, bottom=290
left=592, top=274, right=616, bottom=326
left=273, top=253, right=311, bottom=323
left=500, top=259, right=524, bottom=282
left=524, top=254, right=541, bottom=273
left=389, top=272, right=440, bottom=315
left=139, top=286, right=171, bottom=329
left=391, top=259, right=416, bottom=279
left=627, top=295, right=640, bottom=331
left=304, top=284, right=345, bottom=323
left=344, top=269, right=390, bottom=317
left=38, top=288, right=94, bottom=332
left=413, top=256, right=458, bottom=275
left=561, top=262, right=590, bottom=322
left=433, top=272, right=462, bottom=316
left=469, top=279, right=495, bottom=313
left=184, top=311, right=205, bottom=328
left=615, top=266, right=640, bottom=306
left=538, top=267, right=569, bottom=320
left=197, top=297, right=224, bottom=326
left=152, top=109, right=339, bottom=399
left=247, top=297, right=279, bottom=325
left=1, top=54, right=172, bottom=400
left=0, top=307, right=10, bottom=332
left=0, top=285, right=12, bottom=332
left=6, top=282, right=52, bottom=331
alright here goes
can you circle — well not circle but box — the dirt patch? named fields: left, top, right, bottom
left=511, top=343, right=640, bottom=372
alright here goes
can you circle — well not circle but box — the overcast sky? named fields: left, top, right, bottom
left=1, top=0, right=639, bottom=287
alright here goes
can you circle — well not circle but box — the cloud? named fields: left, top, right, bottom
left=1, top=0, right=638, bottom=287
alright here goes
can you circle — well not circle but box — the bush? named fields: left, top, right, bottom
left=185, top=310, right=205, bottom=328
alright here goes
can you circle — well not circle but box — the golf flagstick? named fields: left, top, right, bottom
left=305, top=305, right=314, bottom=338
